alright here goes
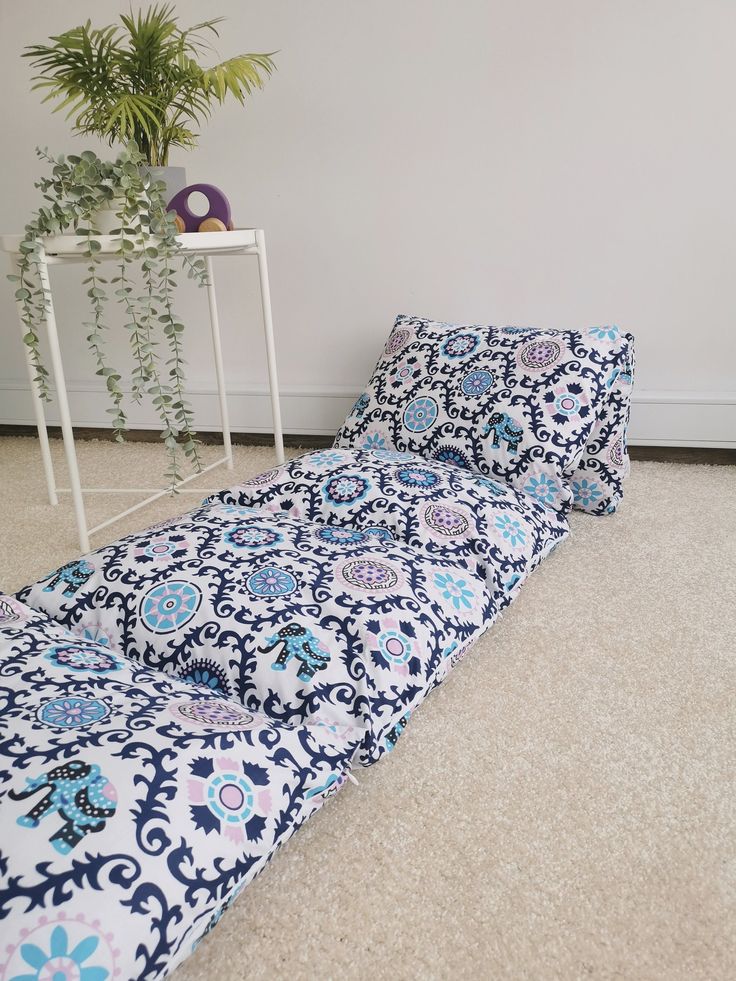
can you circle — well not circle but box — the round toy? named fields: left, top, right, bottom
left=172, top=213, right=186, bottom=234
left=166, top=184, right=232, bottom=233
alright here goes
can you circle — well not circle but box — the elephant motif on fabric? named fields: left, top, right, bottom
left=10, top=760, right=118, bottom=854
left=484, top=412, right=523, bottom=453
left=41, top=559, right=95, bottom=597
left=259, top=623, right=330, bottom=682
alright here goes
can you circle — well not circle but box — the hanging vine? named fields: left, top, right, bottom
left=10, top=143, right=208, bottom=488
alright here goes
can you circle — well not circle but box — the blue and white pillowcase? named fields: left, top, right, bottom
left=0, top=596, right=356, bottom=981
left=333, top=315, right=635, bottom=514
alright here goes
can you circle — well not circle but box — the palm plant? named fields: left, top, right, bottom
left=24, top=4, right=276, bottom=166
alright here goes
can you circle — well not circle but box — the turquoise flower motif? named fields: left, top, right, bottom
left=361, top=432, right=387, bottom=451
left=370, top=449, right=414, bottom=462
left=434, top=572, right=475, bottom=611
left=140, top=581, right=201, bottom=634
left=589, top=326, right=619, bottom=342
left=572, top=478, right=603, bottom=508
left=246, top=566, right=298, bottom=597
left=12, top=924, right=109, bottom=981
left=461, top=369, right=494, bottom=396
left=37, top=696, right=109, bottom=729
left=403, top=396, right=438, bottom=433
left=494, top=514, right=527, bottom=547
left=309, top=450, right=345, bottom=468
left=524, top=473, right=559, bottom=505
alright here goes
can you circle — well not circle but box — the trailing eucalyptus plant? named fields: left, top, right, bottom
left=10, top=143, right=207, bottom=487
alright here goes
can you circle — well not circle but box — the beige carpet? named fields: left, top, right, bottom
left=1, top=436, right=734, bottom=980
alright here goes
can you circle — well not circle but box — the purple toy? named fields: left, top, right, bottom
left=166, top=184, right=232, bottom=232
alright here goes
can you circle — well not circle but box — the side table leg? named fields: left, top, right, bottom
left=255, top=229, right=285, bottom=465
left=13, top=256, right=58, bottom=506
left=38, top=250, right=90, bottom=553
left=205, top=257, right=234, bottom=471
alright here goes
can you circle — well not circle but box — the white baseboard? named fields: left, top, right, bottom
left=0, top=381, right=734, bottom=448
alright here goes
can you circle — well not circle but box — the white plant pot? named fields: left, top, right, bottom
left=91, top=197, right=124, bottom=235
left=80, top=165, right=187, bottom=237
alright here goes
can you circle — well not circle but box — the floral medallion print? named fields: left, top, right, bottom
left=369, top=449, right=415, bottom=462
left=433, top=446, right=471, bottom=470
left=517, top=338, right=563, bottom=372
left=377, top=629, right=413, bottom=665
left=403, top=396, right=438, bottom=433
left=45, top=644, right=121, bottom=675
left=187, top=756, right=270, bottom=845
left=71, top=622, right=118, bottom=652
left=322, top=473, right=371, bottom=506
left=133, top=535, right=186, bottom=564
left=440, top=332, right=479, bottom=359
left=358, top=430, right=388, bottom=452
left=396, top=466, right=441, bottom=490
left=523, top=473, right=562, bottom=507
left=243, top=468, right=281, bottom=487
left=337, top=558, right=401, bottom=592
left=215, top=504, right=260, bottom=518
left=316, top=526, right=368, bottom=545
left=389, top=355, right=422, bottom=388
left=1, top=919, right=120, bottom=981
left=244, top=566, right=298, bottom=598
left=169, top=699, right=259, bottom=730
left=544, top=382, right=591, bottom=426
left=224, top=525, right=283, bottom=550
left=308, top=449, right=348, bottom=469
left=139, top=581, right=202, bottom=634
left=572, top=478, right=603, bottom=509
left=362, top=526, right=396, bottom=542
left=494, top=514, right=527, bottom=548
left=422, top=504, right=470, bottom=538
left=589, top=326, right=619, bottom=342
left=384, top=326, right=411, bottom=357
left=609, top=435, right=625, bottom=468
left=36, top=697, right=110, bottom=730
left=178, top=658, right=233, bottom=697
left=433, top=572, right=476, bottom=611
left=461, top=369, right=494, bottom=396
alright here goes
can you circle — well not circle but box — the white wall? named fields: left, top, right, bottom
left=1, top=0, right=734, bottom=446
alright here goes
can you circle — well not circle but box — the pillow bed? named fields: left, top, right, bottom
left=333, top=314, right=635, bottom=514
left=0, top=596, right=357, bottom=981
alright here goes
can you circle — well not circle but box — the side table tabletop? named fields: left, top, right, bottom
left=1, top=228, right=285, bottom=552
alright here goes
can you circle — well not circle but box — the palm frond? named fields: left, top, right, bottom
left=24, top=6, right=277, bottom=165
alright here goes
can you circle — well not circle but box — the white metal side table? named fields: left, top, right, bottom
left=1, top=228, right=285, bottom=552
